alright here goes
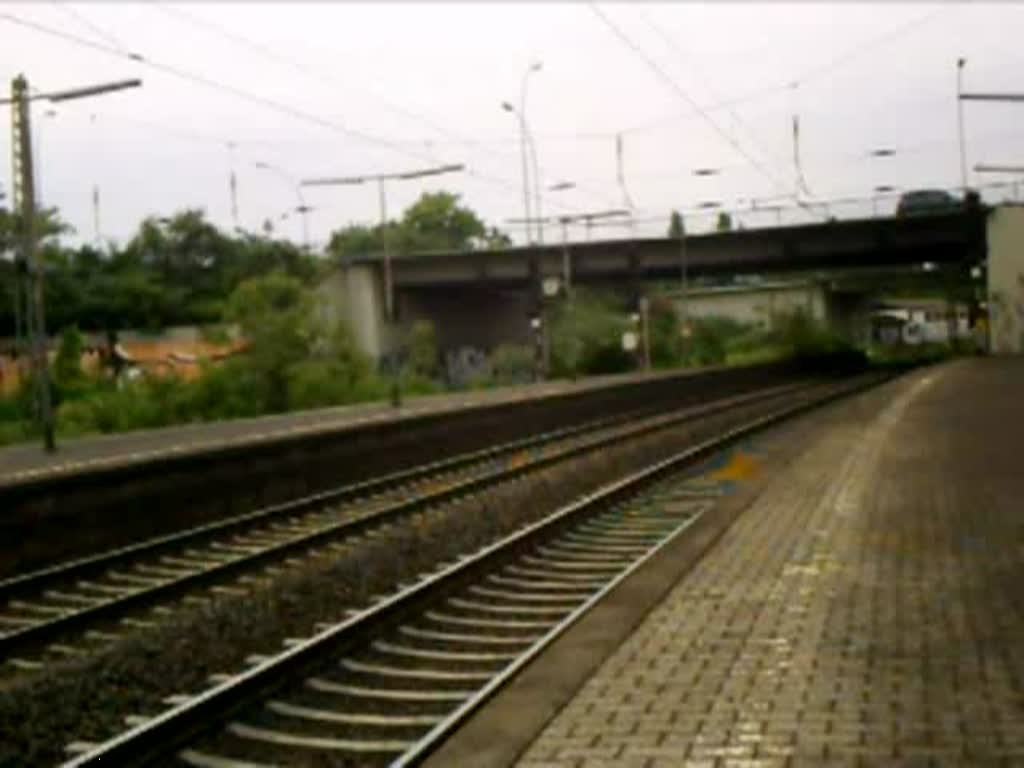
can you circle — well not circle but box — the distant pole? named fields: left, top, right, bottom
left=378, top=177, right=400, bottom=408
left=92, top=184, right=101, bottom=246
left=517, top=109, right=532, bottom=244
left=957, top=58, right=968, bottom=194
left=228, top=142, right=239, bottom=229
left=521, top=61, right=542, bottom=244
left=678, top=223, right=688, bottom=361
left=11, top=75, right=55, bottom=452
left=527, top=128, right=544, bottom=245
left=639, top=295, right=651, bottom=372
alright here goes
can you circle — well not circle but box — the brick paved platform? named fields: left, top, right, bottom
left=514, top=359, right=1024, bottom=767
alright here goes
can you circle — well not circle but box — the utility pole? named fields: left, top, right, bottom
left=957, top=58, right=968, bottom=194
left=3, top=74, right=141, bottom=453
left=678, top=220, right=689, bottom=363
left=10, top=75, right=55, bottom=451
left=302, top=163, right=465, bottom=407
left=92, top=184, right=102, bottom=247
left=228, top=142, right=239, bottom=230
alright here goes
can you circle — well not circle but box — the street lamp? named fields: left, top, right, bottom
left=301, top=163, right=465, bottom=407
left=957, top=58, right=968, bottom=193
left=253, top=161, right=311, bottom=250
left=503, top=60, right=543, bottom=245
left=2, top=74, right=141, bottom=453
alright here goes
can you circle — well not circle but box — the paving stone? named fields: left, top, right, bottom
left=516, top=361, right=1024, bottom=766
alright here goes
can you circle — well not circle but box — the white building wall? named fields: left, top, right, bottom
left=672, top=282, right=827, bottom=330
left=987, top=205, right=1024, bottom=354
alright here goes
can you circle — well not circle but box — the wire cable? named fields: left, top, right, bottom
left=588, top=3, right=821, bottom=220
left=0, top=10, right=545, bottom=208
left=637, top=9, right=801, bottom=197
left=149, top=3, right=622, bottom=212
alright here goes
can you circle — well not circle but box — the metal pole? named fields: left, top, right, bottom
left=679, top=228, right=688, bottom=363
left=516, top=112, right=532, bottom=244
left=527, top=127, right=543, bottom=245
left=228, top=142, right=239, bottom=229
left=92, top=184, right=101, bottom=247
left=378, top=178, right=400, bottom=407
left=560, top=219, right=571, bottom=292
left=639, top=295, right=650, bottom=372
left=957, top=58, right=968, bottom=194
left=12, top=75, right=55, bottom=452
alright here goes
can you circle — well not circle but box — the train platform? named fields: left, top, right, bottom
left=428, top=357, right=1024, bottom=767
left=0, top=367, right=694, bottom=488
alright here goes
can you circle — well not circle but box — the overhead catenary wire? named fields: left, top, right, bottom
left=636, top=8, right=806, bottom=201
left=0, top=9, right=562, bottom=214
left=789, top=6, right=952, bottom=89
left=50, top=0, right=133, bottom=56
left=149, top=3, right=622, bottom=214
left=587, top=2, right=822, bottom=221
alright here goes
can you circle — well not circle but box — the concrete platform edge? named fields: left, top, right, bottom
left=418, top=370, right=921, bottom=768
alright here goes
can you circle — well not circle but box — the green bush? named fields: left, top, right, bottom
left=489, top=343, right=535, bottom=385
left=549, top=290, right=633, bottom=378
left=406, top=320, right=440, bottom=379
left=776, top=310, right=868, bottom=375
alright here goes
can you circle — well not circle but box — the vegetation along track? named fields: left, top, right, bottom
left=60, top=372, right=887, bottom=767
left=0, top=379, right=815, bottom=671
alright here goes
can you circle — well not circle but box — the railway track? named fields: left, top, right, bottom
left=60, top=373, right=886, bottom=767
left=0, top=379, right=813, bottom=671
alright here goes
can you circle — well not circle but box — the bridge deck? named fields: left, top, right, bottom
left=508, top=358, right=1024, bottom=767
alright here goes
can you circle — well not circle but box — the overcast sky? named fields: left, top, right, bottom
left=3, top=2, right=1024, bottom=249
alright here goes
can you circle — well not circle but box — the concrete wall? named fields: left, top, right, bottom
left=669, top=281, right=827, bottom=330
left=824, top=291, right=874, bottom=346
left=397, top=286, right=533, bottom=351
left=987, top=205, right=1024, bottom=354
left=318, top=265, right=386, bottom=359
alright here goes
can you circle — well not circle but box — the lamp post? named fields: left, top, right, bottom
left=957, top=58, right=968, bottom=194
left=301, top=163, right=465, bottom=407
left=503, top=60, right=543, bottom=245
left=2, top=74, right=141, bottom=452
left=253, top=161, right=311, bottom=250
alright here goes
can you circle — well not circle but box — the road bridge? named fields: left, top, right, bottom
left=322, top=208, right=992, bottom=363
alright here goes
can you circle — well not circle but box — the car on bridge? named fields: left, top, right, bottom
left=896, top=189, right=960, bottom=217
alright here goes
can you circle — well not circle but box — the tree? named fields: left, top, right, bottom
left=549, top=289, right=633, bottom=378
left=327, top=191, right=505, bottom=259
left=226, top=271, right=316, bottom=412
left=327, top=223, right=385, bottom=261
left=397, top=191, right=486, bottom=252
left=715, top=211, right=733, bottom=232
left=668, top=210, right=685, bottom=239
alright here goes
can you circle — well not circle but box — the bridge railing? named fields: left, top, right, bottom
left=519, top=180, right=1020, bottom=241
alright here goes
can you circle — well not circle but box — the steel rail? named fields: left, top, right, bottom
left=62, top=373, right=888, bottom=767
left=0, top=381, right=813, bottom=660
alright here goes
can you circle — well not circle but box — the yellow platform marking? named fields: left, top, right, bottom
left=706, top=450, right=762, bottom=483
